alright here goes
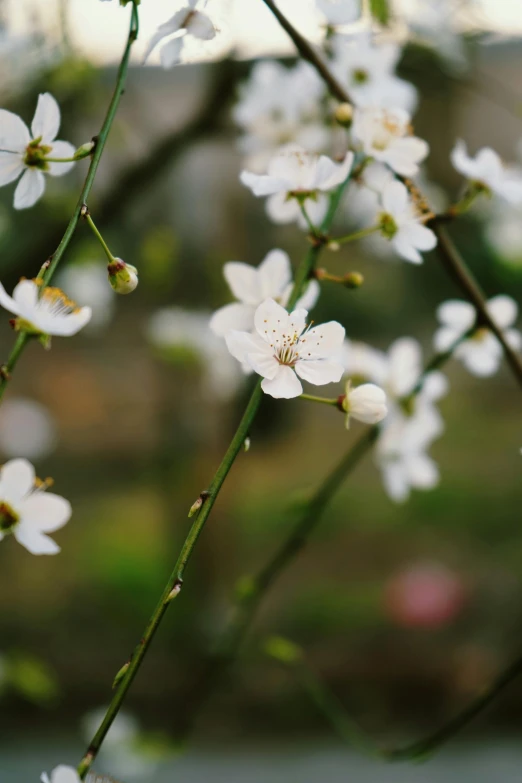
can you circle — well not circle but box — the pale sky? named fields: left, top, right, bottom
left=3, top=0, right=522, bottom=65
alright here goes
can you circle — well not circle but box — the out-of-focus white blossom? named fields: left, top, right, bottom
left=147, top=307, right=244, bottom=401
left=434, top=296, right=522, bottom=377
left=82, top=708, right=159, bottom=781
left=210, top=249, right=319, bottom=337
left=41, top=767, right=80, bottom=783
left=378, top=180, right=436, bottom=263
left=344, top=337, right=447, bottom=502
left=0, top=398, right=56, bottom=460
left=316, top=0, right=360, bottom=26
left=226, top=298, right=345, bottom=399
left=0, top=93, right=75, bottom=209
left=234, top=61, right=329, bottom=170
left=0, top=458, right=71, bottom=555
left=352, top=107, right=428, bottom=176
left=451, top=141, right=522, bottom=205
left=342, top=381, right=387, bottom=427
left=240, top=144, right=353, bottom=226
left=0, top=279, right=91, bottom=338
left=144, top=0, right=217, bottom=69
left=331, top=33, right=417, bottom=112
left=56, top=263, right=115, bottom=333
left=486, top=206, right=522, bottom=265
left=399, top=0, right=467, bottom=72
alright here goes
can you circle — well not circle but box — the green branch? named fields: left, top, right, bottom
left=0, top=1, right=139, bottom=404
left=77, top=178, right=351, bottom=777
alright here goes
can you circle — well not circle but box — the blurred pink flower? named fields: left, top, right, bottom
left=384, top=562, right=466, bottom=628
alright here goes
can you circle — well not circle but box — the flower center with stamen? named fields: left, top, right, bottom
left=352, top=68, right=369, bottom=84
left=24, top=138, right=53, bottom=170
left=39, top=286, right=82, bottom=316
left=379, top=212, right=398, bottom=239
left=0, top=501, right=19, bottom=533
left=472, top=327, right=490, bottom=343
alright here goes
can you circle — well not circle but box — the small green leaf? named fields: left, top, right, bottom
left=370, top=0, right=390, bottom=25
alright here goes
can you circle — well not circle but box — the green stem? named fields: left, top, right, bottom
left=299, top=203, right=319, bottom=235
left=0, top=1, right=139, bottom=404
left=300, top=393, right=338, bottom=406
left=77, top=169, right=351, bottom=779
left=84, top=213, right=116, bottom=263
left=43, top=156, right=78, bottom=163
left=291, top=648, right=522, bottom=763
left=334, top=225, right=380, bottom=244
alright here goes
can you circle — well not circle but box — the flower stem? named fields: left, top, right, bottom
left=299, top=203, right=319, bottom=235
left=299, top=393, right=338, bottom=406
left=43, top=156, right=78, bottom=163
left=0, top=1, right=139, bottom=404
left=84, top=212, right=116, bottom=263
left=334, top=224, right=380, bottom=244
left=77, top=162, right=352, bottom=780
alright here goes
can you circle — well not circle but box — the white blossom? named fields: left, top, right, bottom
left=451, top=140, right=522, bottom=205
left=0, top=398, right=56, bottom=460
left=379, top=180, right=437, bottom=263
left=0, top=458, right=71, bottom=555
left=210, top=249, right=319, bottom=337
left=331, top=33, right=417, bottom=112
left=343, top=337, right=447, bottom=502
left=234, top=61, right=329, bottom=170
left=434, top=296, right=522, bottom=377
left=0, top=93, right=75, bottom=209
left=316, top=0, right=360, bottom=26
left=147, top=307, right=244, bottom=401
left=226, top=298, right=345, bottom=399
left=342, top=381, right=387, bottom=427
left=41, top=767, right=80, bottom=783
left=352, top=107, right=428, bottom=176
left=144, top=0, right=216, bottom=69
left=0, top=279, right=92, bottom=338
left=240, top=144, right=354, bottom=226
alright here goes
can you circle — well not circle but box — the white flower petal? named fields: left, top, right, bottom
left=294, top=279, right=320, bottom=312
left=160, top=37, right=185, bottom=69
left=42, top=306, right=92, bottom=336
left=0, top=457, right=35, bottom=504
left=13, top=168, right=45, bottom=209
left=436, top=300, right=476, bottom=330
left=261, top=365, right=302, bottom=398
left=408, top=452, right=439, bottom=490
left=487, top=294, right=518, bottom=329
left=313, top=151, right=353, bottom=191
left=301, top=321, right=345, bottom=358
left=47, top=141, right=76, bottom=177
left=295, top=358, right=344, bottom=385
left=382, top=180, right=408, bottom=215
left=246, top=350, right=280, bottom=379
left=209, top=302, right=255, bottom=336
left=381, top=460, right=409, bottom=503
left=460, top=343, right=500, bottom=376
left=240, top=170, right=289, bottom=197
left=31, top=93, right=61, bottom=143
left=254, top=297, right=293, bottom=343
left=12, top=279, right=39, bottom=317
left=433, top=326, right=461, bottom=353
left=258, top=249, right=292, bottom=300
left=18, top=492, right=71, bottom=533
left=223, top=261, right=260, bottom=305
left=226, top=330, right=262, bottom=364
left=392, top=232, right=423, bottom=264
left=49, top=767, right=81, bottom=783
left=0, top=109, right=30, bottom=152
left=187, top=11, right=216, bottom=40
left=0, top=280, right=21, bottom=317
left=265, top=191, right=300, bottom=224
left=14, top=523, right=61, bottom=555
left=0, top=151, right=24, bottom=186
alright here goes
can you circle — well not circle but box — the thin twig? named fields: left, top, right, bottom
left=0, top=2, right=140, bottom=403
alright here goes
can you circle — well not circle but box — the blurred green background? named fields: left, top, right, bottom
left=1, top=0, right=522, bottom=780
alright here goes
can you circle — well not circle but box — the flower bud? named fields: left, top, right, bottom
left=334, top=102, right=354, bottom=127
left=342, top=382, right=387, bottom=429
left=73, top=141, right=95, bottom=160
left=108, top=259, right=138, bottom=295
left=344, top=272, right=364, bottom=289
